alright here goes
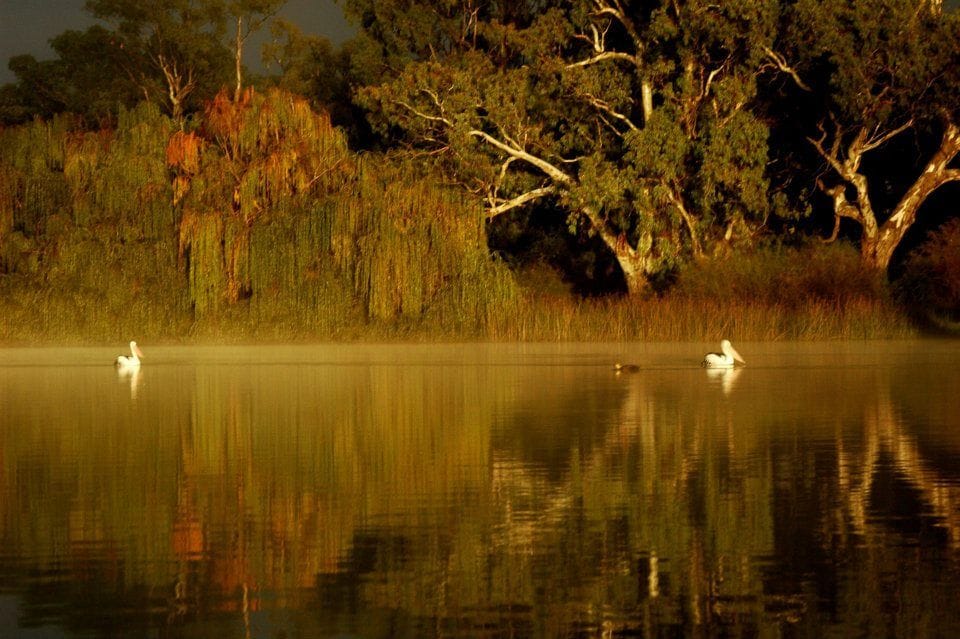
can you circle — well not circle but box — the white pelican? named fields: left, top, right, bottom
left=701, top=340, right=745, bottom=369
left=115, top=341, right=144, bottom=369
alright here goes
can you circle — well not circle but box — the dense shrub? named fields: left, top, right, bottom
left=897, top=219, right=960, bottom=325
left=672, top=242, right=889, bottom=308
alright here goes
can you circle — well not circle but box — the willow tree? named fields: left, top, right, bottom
left=786, top=0, right=960, bottom=272
left=168, top=88, right=354, bottom=315
left=351, top=0, right=786, bottom=295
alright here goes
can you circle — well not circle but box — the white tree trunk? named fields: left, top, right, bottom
left=861, top=122, right=960, bottom=271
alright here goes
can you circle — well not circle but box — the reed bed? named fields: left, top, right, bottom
left=498, top=293, right=915, bottom=342
left=494, top=243, right=916, bottom=341
left=0, top=275, right=916, bottom=345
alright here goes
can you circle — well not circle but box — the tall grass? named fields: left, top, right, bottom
left=501, top=294, right=913, bottom=341
left=497, top=243, right=915, bottom=341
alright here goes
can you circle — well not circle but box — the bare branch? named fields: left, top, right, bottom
left=396, top=100, right=453, bottom=127
left=820, top=206, right=842, bottom=244
left=468, top=130, right=575, bottom=186
left=593, top=0, right=639, bottom=44
left=941, top=169, right=960, bottom=184
left=806, top=125, right=847, bottom=178
left=665, top=183, right=703, bottom=258
left=704, top=66, right=722, bottom=97
left=861, top=118, right=914, bottom=153
left=566, top=51, right=637, bottom=69
left=496, top=156, right=517, bottom=190
left=582, top=93, right=639, bottom=132
left=486, top=186, right=557, bottom=218
left=761, top=46, right=811, bottom=92
left=816, top=179, right=865, bottom=225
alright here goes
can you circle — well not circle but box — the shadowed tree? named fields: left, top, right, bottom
left=786, top=0, right=960, bottom=272
left=1, top=26, right=143, bottom=124
left=348, top=0, right=789, bottom=295
left=84, top=0, right=232, bottom=123
left=2, top=1, right=283, bottom=124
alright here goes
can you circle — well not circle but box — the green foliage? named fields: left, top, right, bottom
left=261, top=19, right=359, bottom=135
left=776, top=0, right=960, bottom=273
left=353, top=0, right=786, bottom=293
left=0, top=87, right=524, bottom=342
left=243, top=155, right=520, bottom=337
left=83, top=0, right=232, bottom=120
left=344, top=160, right=519, bottom=330
left=174, top=88, right=355, bottom=314
left=166, top=87, right=519, bottom=336
left=66, top=102, right=176, bottom=237
left=0, top=103, right=188, bottom=342
left=787, top=0, right=955, bottom=126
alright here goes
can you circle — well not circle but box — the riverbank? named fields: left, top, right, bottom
left=0, top=288, right=917, bottom=346
left=0, top=236, right=920, bottom=345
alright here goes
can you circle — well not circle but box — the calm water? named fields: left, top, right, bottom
left=2, top=341, right=960, bottom=638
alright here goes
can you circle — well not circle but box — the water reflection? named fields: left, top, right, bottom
left=116, top=365, right=141, bottom=399
left=705, top=365, right=742, bottom=395
left=1, top=342, right=959, bottom=637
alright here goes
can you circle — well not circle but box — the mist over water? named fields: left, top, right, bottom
left=2, top=342, right=959, bottom=637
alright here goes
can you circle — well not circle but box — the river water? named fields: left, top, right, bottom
left=1, top=341, right=959, bottom=638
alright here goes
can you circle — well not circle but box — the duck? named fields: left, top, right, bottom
left=115, top=341, right=144, bottom=369
left=701, top=340, right=745, bottom=369
left=613, top=362, right=640, bottom=373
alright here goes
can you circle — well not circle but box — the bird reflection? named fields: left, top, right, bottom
left=117, top=366, right=142, bottom=400
left=613, top=362, right=640, bottom=374
left=705, top=366, right=741, bottom=395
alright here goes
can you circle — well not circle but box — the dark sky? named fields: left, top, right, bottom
left=0, top=0, right=354, bottom=84
left=3, top=1, right=960, bottom=86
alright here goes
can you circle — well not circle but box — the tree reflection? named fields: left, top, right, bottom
left=2, top=347, right=960, bottom=636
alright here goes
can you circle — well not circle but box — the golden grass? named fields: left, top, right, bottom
left=494, top=293, right=915, bottom=342
left=0, top=289, right=916, bottom=344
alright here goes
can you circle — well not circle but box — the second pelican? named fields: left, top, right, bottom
left=701, top=340, right=745, bottom=369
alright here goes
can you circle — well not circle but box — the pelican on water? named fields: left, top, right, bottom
left=115, top=341, right=144, bottom=369
left=701, top=340, right=745, bottom=369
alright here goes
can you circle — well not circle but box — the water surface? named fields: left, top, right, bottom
left=2, top=341, right=959, bottom=637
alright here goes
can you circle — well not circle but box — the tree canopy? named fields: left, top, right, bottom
left=2, top=0, right=960, bottom=297
left=350, top=0, right=796, bottom=293
left=783, top=0, right=960, bottom=271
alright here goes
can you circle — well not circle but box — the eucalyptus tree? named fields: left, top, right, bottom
left=786, top=0, right=960, bottom=272
left=226, top=0, right=286, bottom=99
left=348, top=0, right=788, bottom=294
left=84, top=0, right=232, bottom=123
